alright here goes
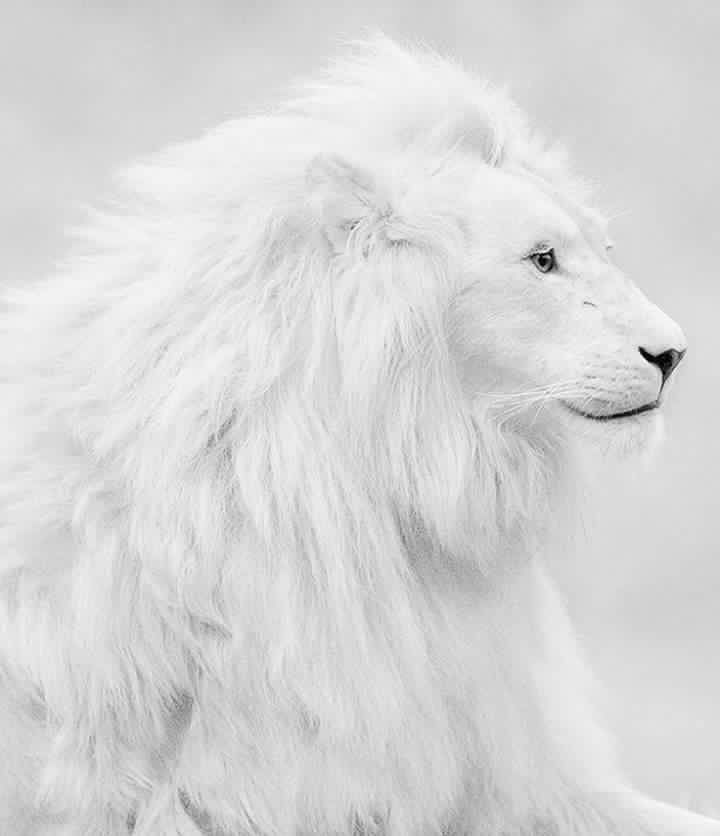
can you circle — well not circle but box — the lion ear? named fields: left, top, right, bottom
left=306, top=153, right=389, bottom=251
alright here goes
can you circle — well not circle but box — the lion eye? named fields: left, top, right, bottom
left=529, top=249, right=556, bottom=274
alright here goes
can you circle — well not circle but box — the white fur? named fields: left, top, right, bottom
left=0, top=36, right=715, bottom=836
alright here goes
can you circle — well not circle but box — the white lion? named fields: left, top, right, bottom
left=0, top=37, right=716, bottom=836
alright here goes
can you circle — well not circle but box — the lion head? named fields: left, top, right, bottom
left=2, top=38, right=686, bottom=596
left=284, top=40, right=685, bottom=556
left=297, top=36, right=687, bottom=443
left=15, top=38, right=681, bottom=580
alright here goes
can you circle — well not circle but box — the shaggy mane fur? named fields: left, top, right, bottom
left=0, top=35, right=717, bottom=836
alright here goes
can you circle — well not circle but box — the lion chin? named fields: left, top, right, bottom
left=0, top=35, right=716, bottom=836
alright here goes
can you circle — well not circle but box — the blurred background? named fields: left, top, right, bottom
left=1, top=0, right=718, bottom=812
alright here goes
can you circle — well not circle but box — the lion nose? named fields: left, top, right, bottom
left=638, top=346, right=686, bottom=386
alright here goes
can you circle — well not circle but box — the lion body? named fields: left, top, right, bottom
left=0, top=37, right=717, bottom=836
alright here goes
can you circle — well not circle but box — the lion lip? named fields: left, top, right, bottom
left=561, top=399, right=660, bottom=421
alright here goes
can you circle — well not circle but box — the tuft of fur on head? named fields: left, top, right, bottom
left=290, top=35, right=577, bottom=186
left=0, top=36, right=696, bottom=836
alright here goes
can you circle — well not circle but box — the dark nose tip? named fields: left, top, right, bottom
left=638, top=346, right=686, bottom=385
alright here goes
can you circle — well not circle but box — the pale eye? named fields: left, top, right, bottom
left=529, top=248, right=556, bottom=274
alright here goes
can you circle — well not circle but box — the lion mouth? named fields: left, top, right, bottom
left=561, top=400, right=660, bottom=421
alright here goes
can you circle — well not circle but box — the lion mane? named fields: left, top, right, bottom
left=0, top=36, right=717, bottom=836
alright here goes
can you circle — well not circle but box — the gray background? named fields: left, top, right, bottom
left=2, top=0, right=718, bottom=811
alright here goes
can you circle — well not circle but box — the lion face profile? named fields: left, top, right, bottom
left=449, top=164, right=686, bottom=437
left=307, top=146, right=686, bottom=453
left=1, top=36, right=715, bottom=836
